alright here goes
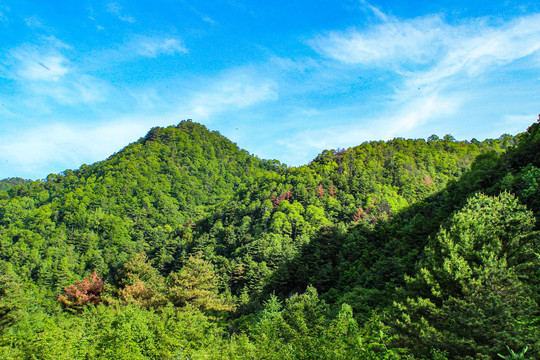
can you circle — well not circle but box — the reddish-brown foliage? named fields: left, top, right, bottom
left=421, top=175, right=433, bottom=186
left=58, top=270, right=104, bottom=309
left=284, top=189, right=292, bottom=200
left=317, top=184, right=324, bottom=197
left=352, top=207, right=364, bottom=223
left=270, top=190, right=293, bottom=208
left=329, top=184, right=336, bottom=198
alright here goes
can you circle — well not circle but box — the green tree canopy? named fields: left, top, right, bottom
left=393, top=192, right=540, bottom=359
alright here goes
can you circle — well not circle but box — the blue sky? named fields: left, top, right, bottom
left=1, top=0, right=539, bottom=179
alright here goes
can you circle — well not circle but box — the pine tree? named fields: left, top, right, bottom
left=392, top=192, right=540, bottom=359
left=116, top=253, right=167, bottom=309
left=167, top=252, right=234, bottom=313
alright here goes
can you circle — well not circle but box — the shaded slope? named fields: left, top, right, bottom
left=264, top=121, right=540, bottom=322
left=186, top=134, right=512, bottom=304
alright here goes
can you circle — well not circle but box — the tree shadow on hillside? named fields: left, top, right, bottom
left=262, top=122, right=540, bottom=319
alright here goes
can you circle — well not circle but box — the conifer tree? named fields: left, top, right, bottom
left=117, top=253, right=167, bottom=308
left=392, top=192, right=540, bottom=359
left=167, top=252, right=234, bottom=313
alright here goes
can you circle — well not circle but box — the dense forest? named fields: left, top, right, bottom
left=0, top=119, right=538, bottom=359
left=0, top=178, right=30, bottom=192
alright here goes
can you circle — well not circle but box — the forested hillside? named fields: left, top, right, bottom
left=0, top=178, right=30, bottom=192
left=0, top=120, right=538, bottom=359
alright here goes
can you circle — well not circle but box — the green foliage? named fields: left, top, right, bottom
left=0, top=178, right=30, bottom=192
left=0, top=263, right=24, bottom=332
left=0, top=304, right=223, bottom=360
left=1, top=119, right=539, bottom=359
left=167, top=252, right=234, bottom=313
left=498, top=346, right=530, bottom=359
left=392, top=193, right=539, bottom=359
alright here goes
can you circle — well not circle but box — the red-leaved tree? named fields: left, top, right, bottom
left=317, top=184, right=324, bottom=197
left=270, top=190, right=293, bottom=208
left=58, top=270, right=104, bottom=310
left=352, top=207, right=364, bottom=223
left=329, top=184, right=336, bottom=198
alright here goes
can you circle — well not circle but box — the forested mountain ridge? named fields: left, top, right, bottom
left=0, top=119, right=538, bottom=359
left=0, top=121, right=277, bottom=286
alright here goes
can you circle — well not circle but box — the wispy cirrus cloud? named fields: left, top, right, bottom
left=16, top=53, right=69, bottom=81
left=93, top=34, right=188, bottom=62
left=406, top=14, right=540, bottom=89
left=0, top=31, right=187, bottom=121
left=26, top=74, right=110, bottom=105
left=1, top=37, right=111, bottom=106
left=302, top=10, right=540, bottom=147
left=186, top=69, right=278, bottom=120
left=24, top=16, right=44, bottom=29
left=106, top=2, right=136, bottom=23
left=310, top=15, right=447, bottom=66
left=135, top=36, right=188, bottom=57
left=311, top=12, right=540, bottom=81
left=359, top=0, right=388, bottom=21
left=8, top=39, right=70, bottom=81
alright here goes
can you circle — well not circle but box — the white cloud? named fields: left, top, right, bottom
left=135, top=37, right=188, bottom=57
left=270, top=56, right=319, bottom=73
left=312, top=13, right=540, bottom=77
left=186, top=70, right=279, bottom=120
left=18, top=54, right=69, bottom=81
left=2, top=38, right=111, bottom=106
left=11, top=47, right=69, bottom=81
left=302, top=12, right=540, bottom=156
left=359, top=0, right=388, bottom=22
left=407, top=14, right=540, bottom=90
left=380, top=94, right=462, bottom=138
left=98, top=35, right=188, bottom=60
left=310, top=15, right=447, bottom=66
left=202, top=16, right=215, bottom=25
left=106, top=2, right=136, bottom=23
left=0, top=11, right=7, bottom=22
left=27, top=74, right=110, bottom=105
left=186, top=5, right=216, bottom=26
left=0, top=120, right=157, bottom=179
left=24, top=16, right=44, bottom=29
left=129, top=88, right=165, bottom=110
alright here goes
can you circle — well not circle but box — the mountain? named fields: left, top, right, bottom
left=0, top=119, right=538, bottom=359
left=0, top=120, right=278, bottom=286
